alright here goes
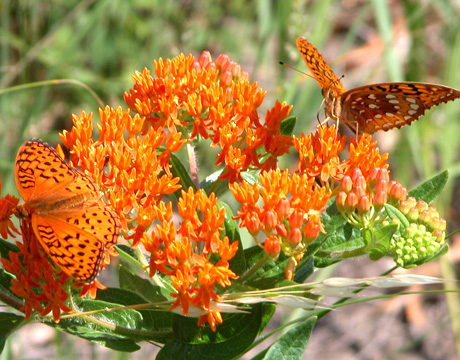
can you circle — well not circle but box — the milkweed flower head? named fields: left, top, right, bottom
left=231, top=169, right=331, bottom=280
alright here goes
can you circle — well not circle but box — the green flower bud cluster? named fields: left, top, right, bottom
left=390, top=197, right=446, bottom=268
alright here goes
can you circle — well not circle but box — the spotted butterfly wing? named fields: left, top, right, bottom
left=296, top=37, right=460, bottom=133
left=15, top=139, right=120, bottom=284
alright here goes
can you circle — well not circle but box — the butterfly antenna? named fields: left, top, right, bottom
left=279, top=62, right=315, bottom=80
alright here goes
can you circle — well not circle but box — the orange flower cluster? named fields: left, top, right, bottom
left=230, top=168, right=331, bottom=280
left=142, top=188, right=238, bottom=331
left=123, top=52, right=293, bottom=182
left=227, top=126, right=394, bottom=278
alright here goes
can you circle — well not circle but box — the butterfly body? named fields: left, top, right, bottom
left=15, top=139, right=120, bottom=284
left=297, top=37, right=460, bottom=133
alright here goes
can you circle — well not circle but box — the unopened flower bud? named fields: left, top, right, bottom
left=432, top=229, right=445, bottom=243
left=357, top=195, right=371, bottom=215
left=226, top=87, right=233, bottom=102
left=416, top=200, right=428, bottom=213
left=288, top=227, right=302, bottom=246
left=345, top=192, right=358, bottom=212
left=388, top=181, right=407, bottom=203
left=215, top=53, right=230, bottom=69
left=198, top=51, right=212, bottom=67
left=276, top=198, right=291, bottom=220
left=263, top=210, right=278, bottom=232
left=336, top=191, right=347, bottom=212
left=351, top=168, right=363, bottom=182
left=374, top=190, right=387, bottom=210
left=247, top=215, right=261, bottom=235
left=289, top=210, right=304, bottom=229
left=232, top=63, right=242, bottom=78
left=407, top=207, right=419, bottom=222
left=220, top=70, right=233, bottom=86
left=304, top=220, right=320, bottom=244
left=276, top=223, right=288, bottom=237
left=340, top=175, right=353, bottom=193
left=192, top=61, right=202, bottom=74
left=241, top=71, right=249, bottom=81
left=264, top=235, right=281, bottom=258
left=399, top=197, right=416, bottom=215
left=205, top=61, right=217, bottom=73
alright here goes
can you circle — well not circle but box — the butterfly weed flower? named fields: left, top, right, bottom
left=231, top=169, right=330, bottom=280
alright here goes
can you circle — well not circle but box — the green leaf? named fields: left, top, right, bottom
left=385, top=204, right=409, bottom=228
left=0, top=313, right=24, bottom=354
left=280, top=115, right=296, bottom=136
left=156, top=303, right=274, bottom=360
left=365, top=224, right=399, bottom=261
left=201, top=170, right=227, bottom=197
left=0, top=238, right=19, bottom=260
left=408, top=170, right=448, bottom=204
left=264, top=316, right=317, bottom=360
left=119, top=264, right=174, bottom=300
left=240, top=170, right=260, bottom=186
left=169, top=152, right=197, bottom=197
left=49, top=298, right=143, bottom=352
left=0, top=269, right=23, bottom=311
left=96, top=287, right=174, bottom=340
left=218, top=202, right=246, bottom=276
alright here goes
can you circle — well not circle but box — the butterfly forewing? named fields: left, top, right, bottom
left=296, top=37, right=346, bottom=97
left=15, top=140, right=77, bottom=202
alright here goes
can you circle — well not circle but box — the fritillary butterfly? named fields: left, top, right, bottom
left=14, top=139, right=120, bottom=284
left=296, top=37, right=460, bottom=134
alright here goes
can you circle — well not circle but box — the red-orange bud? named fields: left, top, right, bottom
left=288, top=227, right=302, bottom=246
left=340, top=175, right=353, bottom=193
left=357, top=195, right=371, bottom=215
left=220, top=70, right=233, bottom=87
left=276, top=198, right=291, bottom=220
left=264, top=235, right=281, bottom=257
left=263, top=210, right=278, bottom=232
left=215, top=53, right=230, bottom=69
left=192, top=61, right=202, bottom=74
left=288, top=210, right=304, bottom=228
left=345, top=192, right=358, bottom=212
left=336, top=191, right=347, bottom=212
left=374, top=190, right=387, bottom=210
left=351, top=168, right=363, bottom=182
left=304, top=220, right=320, bottom=244
left=198, top=51, right=212, bottom=67
left=276, top=223, right=288, bottom=237
left=247, top=215, right=261, bottom=235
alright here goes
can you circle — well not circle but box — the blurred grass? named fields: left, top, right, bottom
left=1, top=0, right=460, bottom=359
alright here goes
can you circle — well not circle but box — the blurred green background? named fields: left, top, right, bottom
left=1, top=0, right=460, bottom=359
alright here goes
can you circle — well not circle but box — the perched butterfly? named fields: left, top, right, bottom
left=296, top=37, right=460, bottom=134
left=14, top=139, right=120, bottom=284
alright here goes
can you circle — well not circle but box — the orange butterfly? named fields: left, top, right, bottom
left=296, top=37, right=460, bottom=134
left=14, top=139, right=120, bottom=284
